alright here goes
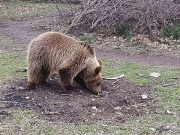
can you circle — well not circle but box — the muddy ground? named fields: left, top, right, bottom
left=0, top=8, right=179, bottom=123
left=1, top=77, right=153, bottom=123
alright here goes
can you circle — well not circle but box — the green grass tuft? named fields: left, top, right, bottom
left=0, top=1, right=56, bottom=20
left=102, top=59, right=180, bottom=85
left=0, top=53, right=27, bottom=81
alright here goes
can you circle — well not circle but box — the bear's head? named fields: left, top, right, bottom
left=78, top=60, right=102, bottom=95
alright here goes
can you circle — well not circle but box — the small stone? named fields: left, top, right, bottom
left=141, top=94, right=148, bottom=99
left=18, top=86, right=25, bottom=90
left=91, top=106, right=97, bottom=111
left=25, top=97, right=30, bottom=99
left=115, top=111, right=124, bottom=116
left=166, top=110, right=177, bottom=115
left=114, top=106, right=121, bottom=111
left=166, top=110, right=172, bottom=114
left=38, top=103, right=42, bottom=107
left=162, top=125, right=171, bottom=131
left=92, top=98, right=95, bottom=101
left=150, top=72, right=160, bottom=78
left=149, top=128, right=156, bottom=132
left=0, top=110, right=9, bottom=115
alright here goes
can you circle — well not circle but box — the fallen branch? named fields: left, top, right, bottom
left=16, top=68, right=27, bottom=72
left=105, top=100, right=114, bottom=108
left=44, top=111, right=59, bottom=115
left=103, top=74, right=124, bottom=80
left=112, top=79, right=120, bottom=85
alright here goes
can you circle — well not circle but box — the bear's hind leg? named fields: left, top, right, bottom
left=27, top=82, right=36, bottom=90
left=27, top=66, right=50, bottom=89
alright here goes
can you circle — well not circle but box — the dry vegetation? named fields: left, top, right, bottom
left=56, top=0, right=180, bottom=38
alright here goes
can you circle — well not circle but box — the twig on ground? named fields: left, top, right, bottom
left=61, top=94, right=73, bottom=96
left=105, top=100, right=114, bottom=108
left=44, top=111, right=59, bottom=115
left=103, top=74, right=124, bottom=80
left=111, top=79, right=120, bottom=85
left=170, top=77, right=179, bottom=79
left=136, top=73, right=149, bottom=78
left=4, top=92, right=14, bottom=96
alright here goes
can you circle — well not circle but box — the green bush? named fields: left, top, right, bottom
left=79, top=33, right=96, bottom=43
left=115, top=22, right=131, bottom=39
left=163, top=19, right=180, bottom=40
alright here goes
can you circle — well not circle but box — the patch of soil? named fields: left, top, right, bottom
left=96, top=50, right=180, bottom=67
left=0, top=77, right=153, bottom=123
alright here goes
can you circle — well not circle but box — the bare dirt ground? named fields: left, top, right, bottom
left=0, top=12, right=179, bottom=123
left=1, top=77, right=152, bottom=123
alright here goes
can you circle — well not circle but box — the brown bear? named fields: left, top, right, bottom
left=27, top=32, right=102, bottom=95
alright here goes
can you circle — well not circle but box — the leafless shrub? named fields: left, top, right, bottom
left=56, top=0, right=180, bottom=37
left=54, top=0, right=81, bottom=4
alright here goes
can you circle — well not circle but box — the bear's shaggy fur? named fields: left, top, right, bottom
left=27, top=32, right=102, bottom=94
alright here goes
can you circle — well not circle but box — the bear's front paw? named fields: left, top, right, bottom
left=63, top=85, right=82, bottom=95
left=40, top=81, right=51, bottom=87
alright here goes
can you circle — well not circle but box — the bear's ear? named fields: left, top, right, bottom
left=98, top=60, right=102, bottom=65
left=95, top=66, right=102, bottom=75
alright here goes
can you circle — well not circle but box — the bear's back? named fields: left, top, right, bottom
left=30, top=32, right=79, bottom=49
left=27, top=32, right=96, bottom=71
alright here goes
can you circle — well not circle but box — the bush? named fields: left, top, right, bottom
left=56, top=0, right=180, bottom=38
left=115, top=22, right=131, bottom=38
left=163, top=20, right=180, bottom=40
left=79, top=33, right=96, bottom=43
left=54, top=0, right=81, bottom=4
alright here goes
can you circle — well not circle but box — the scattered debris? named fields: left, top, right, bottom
left=114, top=106, right=121, bottom=111
left=16, top=68, right=27, bottom=72
left=162, top=125, right=171, bottom=131
left=141, top=94, right=148, bottom=99
left=4, top=92, right=14, bottom=96
left=105, top=100, right=114, bottom=108
left=18, top=86, right=25, bottom=90
left=25, top=97, right=30, bottom=99
left=114, top=111, right=124, bottom=116
left=149, top=128, right=156, bottom=132
left=44, top=111, right=59, bottom=115
left=91, top=106, right=98, bottom=112
left=112, top=79, right=121, bottom=85
left=166, top=110, right=177, bottom=117
left=0, top=110, right=9, bottom=116
left=103, top=74, right=124, bottom=80
left=150, top=72, right=160, bottom=78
